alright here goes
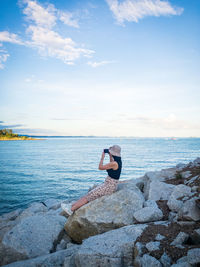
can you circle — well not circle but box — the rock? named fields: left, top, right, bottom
left=179, top=198, right=200, bottom=221
left=134, top=242, right=145, bottom=258
left=143, top=168, right=177, bottom=199
left=190, top=157, right=200, bottom=167
left=167, top=184, right=191, bottom=212
left=2, top=214, right=66, bottom=258
left=170, top=232, right=189, bottom=246
left=187, top=248, right=200, bottom=265
left=0, top=209, right=22, bottom=222
left=177, top=256, right=188, bottom=263
left=171, top=263, right=192, bottom=267
left=185, top=175, right=199, bottom=185
left=146, top=241, right=160, bottom=252
left=181, top=171, right=191, bottom=179
left=155, top=234, right=165, bottom=241
left=74, top=224, right=147, bottom=267
left=65, top=185, right=144, bottom=243
left=169, top=212, right=178, bottom=222
left=176, top=163, right=187, bottom=170
left=42, top=198, right=61, bottom=210
left=16, top=202, right=48, bottom=221
left=147, top=181, right=175, bottom=201
left=123, top=176, right=146, bottom=191
left=133, top=207, right=163, bottom=223
left=160, top=252, right=171, bottom=267
left=144, top=200, right=158, bottom=208
left=141, top=254, right=162, bottom=267
left=2, top=245, right=79, bottom=267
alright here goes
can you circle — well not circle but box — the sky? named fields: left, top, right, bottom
left=0, top=0, right=199, bottom=137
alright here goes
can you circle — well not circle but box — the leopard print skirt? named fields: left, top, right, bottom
left=86, top=175, right=118, bottom=202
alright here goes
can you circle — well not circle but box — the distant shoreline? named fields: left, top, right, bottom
left=0, top=137, right=43, bottom=141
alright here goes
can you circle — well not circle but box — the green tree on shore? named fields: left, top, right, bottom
left=0, top=129, right=19, bottom=138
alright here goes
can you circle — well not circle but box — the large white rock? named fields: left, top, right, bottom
left=179, top=198, right=200, bottom=221
left=167, top=184, right=191, bottom=212
left=133, top=207, right=163, bottom=223
left=141, top=254, right=162, bottom=267
left=74, top=224, right=147, bottom=267
left=187, top=248, right=200, bottom=265
left=65, top=184, right=144, bottom=243
left=147, top=181, right=175, bottom=201
left=2, top=214, right=66, bottom=258
left=2, top=245, right=79, bottom=267
left=143, top=168, right=177, bottom=199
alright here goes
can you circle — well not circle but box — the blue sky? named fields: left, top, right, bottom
left=0, top=0, right=199, bottom=137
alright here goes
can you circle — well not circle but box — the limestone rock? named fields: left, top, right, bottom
left=146, top=181, right=175, bottom=201
left=146, top=241, right=160, bottom=252
left=133, top=207, right=163, bottom=223
left=170, top=232, right=189, bottom=246
left=144, top=200, right=158, bottom=208
left=167, top=184, right=191, bottom=212
left=187, top=248, right=200, bottom=265
left=74, top=224, right=147, bottom=267
left=65, top=185, right=144, bottom=243
left=2, top=245, right=79, bottom=267
left=179, top=198, right=200, bottom=221
left=160, top=252, right=171, bottom=267
left=2, top=214, right=66, bottom=258
left=141, top=254, right=162, bottom=267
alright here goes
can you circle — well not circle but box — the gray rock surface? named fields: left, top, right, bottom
left=147, top=181, right=175, bottom=201
left=160, top=252, right=171, bottom=267
left=141, top=254, right=162, bottom=267
left=144, top=200, right=158, bottom=208
left=187, top=248, right=200, bottom=264
left=146, top=241, right=160, bottom=252
left=171, top=232, right=189, bottom=246
left=179, top=198, right=200, bottom=221
left=133, top=206, right=163, bottom=223
left=74, top=224, right=147, bottom=267
left=2, top=214, right=66, bottom=258
left=2, top=245, right=79, bottom=267
left=167, top=184, right=191, bottom=212
left=155, top=234, right=165, bottom=241
left=65, top=184, right=144, bottom=243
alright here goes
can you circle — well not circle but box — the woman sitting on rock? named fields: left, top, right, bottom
left=61, top=145, right=123, bottom=216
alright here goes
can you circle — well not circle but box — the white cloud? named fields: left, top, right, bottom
left=87, top=60, right=114, bottom=67
left=26, top=25, right=94, bottom=64
left=22, top=0, right=57, bottom=29
left=0, top=31, right=24, bottom=45
left=58, top=11, right=79, bottom=28
left=0, top=0, right=94, bottom=68
left=0, top=50, right=10, bottom=69
left=106, top=0, right=183, bottom=24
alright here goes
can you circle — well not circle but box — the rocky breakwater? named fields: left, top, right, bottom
left=0, top=157, right=200, bottom=267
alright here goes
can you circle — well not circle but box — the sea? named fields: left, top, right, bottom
left=0, top=137, right=200, bottom=215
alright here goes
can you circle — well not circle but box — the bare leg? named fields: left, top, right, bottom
left=71, top=196, right=88, bottom=212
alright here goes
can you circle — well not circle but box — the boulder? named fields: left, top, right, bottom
left=144, top=200, right=158, bottom=208
left=143, top=168, right=177, bottom=199
left=146, top=241, right=160, bottom=252
left=167, top=184, right=191, bottom=212
left=141, top=254, right=162, bottom=267
left=146, top=181, right=175, bottom=201
left=65, top=184, right=144, bottom=243
left=2, top=245, right=79, bottom=267
left=2, top=214, right=66, bottom=259
left=74, top=224, right=147, bottom=267
left=179, top=198, right=200, bottom=221
left=170, top=232, right=189, bottom=246
left=187, top=248, right=200, bottom=265
left=16, top=202, right=48, bottom=221
left=133, top=207, right=163, bottom=223
left=160, top=252, right=171, bottom=267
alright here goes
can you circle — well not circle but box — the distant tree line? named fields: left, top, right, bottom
left=0, top=129, right=19, bottom=138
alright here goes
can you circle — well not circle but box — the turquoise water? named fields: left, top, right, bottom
left=0, top=137, right=200, bottom=215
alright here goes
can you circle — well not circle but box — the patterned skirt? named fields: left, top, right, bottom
left=86, top=175, right=118, bottom=202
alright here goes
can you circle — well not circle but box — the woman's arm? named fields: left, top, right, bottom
left=98, top=151, right=118, bottom=170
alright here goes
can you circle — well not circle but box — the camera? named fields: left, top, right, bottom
left=104, top=149, right=109, bottom=154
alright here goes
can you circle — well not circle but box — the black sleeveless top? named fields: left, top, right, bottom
left=106, top=155, right=122, bottom=180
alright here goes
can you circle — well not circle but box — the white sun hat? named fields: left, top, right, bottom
left=109, top=145, right=121, bottom=157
